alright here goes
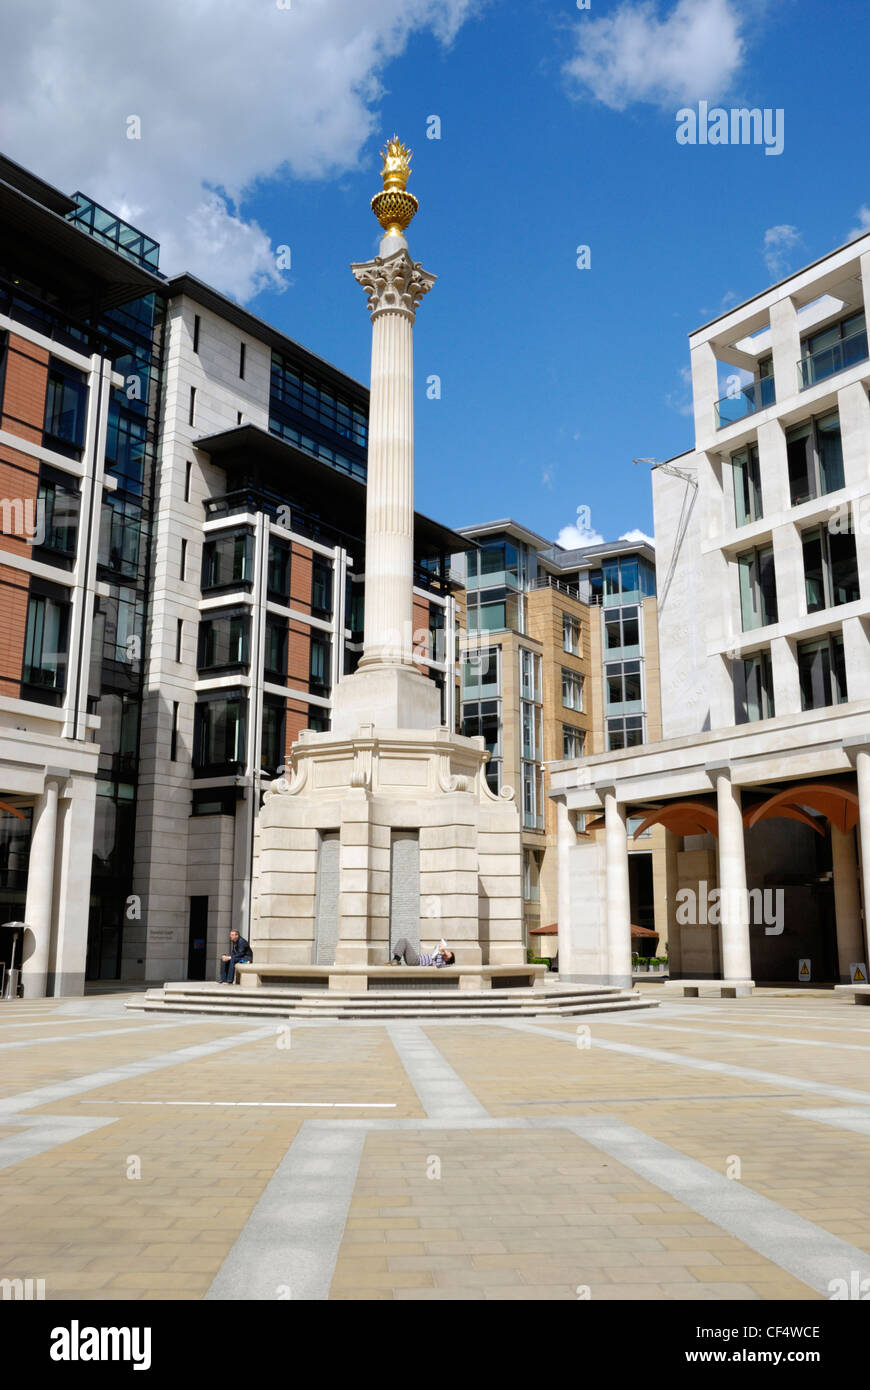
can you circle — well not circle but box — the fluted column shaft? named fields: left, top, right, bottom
left=360, top=307, right=415, bottom=667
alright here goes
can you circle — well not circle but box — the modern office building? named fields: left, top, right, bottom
left=552, top=231, right=870, bottom=987
left=454, top=521, right=665, bottom=953
left=0, top=150, right=467, bottom=995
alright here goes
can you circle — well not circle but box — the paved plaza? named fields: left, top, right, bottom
left=2, top=990, right=870, bottom=1302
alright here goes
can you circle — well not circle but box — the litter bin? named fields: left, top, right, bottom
left=2, top=922, right=25, bottom=1000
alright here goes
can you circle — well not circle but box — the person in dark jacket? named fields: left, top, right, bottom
left=220, top=930, right=253, bottom=983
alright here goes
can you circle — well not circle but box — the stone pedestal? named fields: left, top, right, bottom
left=252, top=725, right=525, bottom=967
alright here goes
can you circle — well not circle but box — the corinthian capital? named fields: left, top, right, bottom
left=351, top=248, right=436, bottom=322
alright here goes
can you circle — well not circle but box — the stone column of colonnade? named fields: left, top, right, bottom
left=21, top=776, right=60, bottom=997
left=713, top=766, right=753, bottom=983
left=603, top=788, right=632, bottom=988
left=831, top=826, right=866, bottom=982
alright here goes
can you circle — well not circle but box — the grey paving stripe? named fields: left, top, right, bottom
left=205, top=1122, right=366, bottom=1301
left=787, top=1107, right=870, bottom=1138
left=611, top=1018, right=870, bottom=1053
left=386, top=1023, right=489, bottom=1120
left=0, top=1025, right=276, bottom=1116
left=0, top=1021, right=219, bottom=1051
left=563, top=1114, right=870, bottom=1297
left=503, top=1020, right=870, bottom=1105
left=0, top=1114, right=118, bottom=1170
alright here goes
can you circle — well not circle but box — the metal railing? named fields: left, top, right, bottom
left=715, top=375, right=776, bottom=429
left=798, top=327, right=869, bottom=390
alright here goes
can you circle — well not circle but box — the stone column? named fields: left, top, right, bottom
left=854, top=747, right=870, bottom=968
left=832, top=826, right=865, bottom=983
left=22, top=776, right=60, bottom=998
left=604, top=789, right=631, bottom=988
left=664, top=828, right=682, bottom=978
left=713, top=768, right=753, bottom=981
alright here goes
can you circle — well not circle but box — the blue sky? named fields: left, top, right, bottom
left=3, top=0, right=869, bottom=546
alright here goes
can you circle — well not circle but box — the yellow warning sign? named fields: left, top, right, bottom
left=798, top=958, right=811, bottom=981
left=851, top=963, right=867, bottom=984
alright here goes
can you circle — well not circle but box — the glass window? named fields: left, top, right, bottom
left=605, top=606, right=640, bottom=654
left=738, top=546, right=778, bottom=631
left=462, top=698, right=501, bottom=791
left=197, top=610, right=250, bottom=671
left=523, top=849, right=541, bottom=901
left=562, top=613, right=580, bottom=654
left=43, top=359, right=87, bottom=459
left=98, top=494, right=142, bottom=580
left=734, top=649, right=775, bottom=724
left=312, top=556, right=333, bottom=615
left=23, top=589, right=70, bottom=698
left=37, top=469, right=79, bottom=558
left=261, top=696, right=285, bottom=774
left=605, top=660, right=642, bottom=709
left=105, top=402, right=147, bottom=494
left=561, top=668, right=583, bottom=710
left=802, top=525, right=860, bottom=613
left=798, top=634, right=847, bottom=710
left=562, top=724, right=584, bottom=758
left=787, top=413, right=844, bottom=506
left=201, top=531, right=254, bottom=591
left=732, top=443, right=762, bottom=527
left=193, top=693, right=247, bottom=771
left=265, top=615, right=288, bottom=679
left=267, top=538, right=291, bottom=599
left=607, top=716, right=644, bottom=751
left=309, top=633, right=331, bottom=693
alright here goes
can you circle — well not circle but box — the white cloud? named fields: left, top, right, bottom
left=0, top=0, right=481, bottom=300
left=620, top=527, right=655, bottom=546
left=563, top=0, right=745, bottom=111
left=846, top=206, right=870, bottom=244
left=666, top=363, right=694, bottom=416
left=763, top=224, right=802, bottom=277
left=556, top=522, right=605, bottom=548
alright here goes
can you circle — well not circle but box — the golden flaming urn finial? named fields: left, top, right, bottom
left=371, top=135, right=418, bottom=238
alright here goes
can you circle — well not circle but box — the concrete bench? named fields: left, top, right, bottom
left=664, top=978, right=754, bottom=999
left=235, top=962, right=546, bottom=994
left=835, top=984, right=870, bottom=1005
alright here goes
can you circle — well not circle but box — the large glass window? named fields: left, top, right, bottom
left=802, top=525, right=859, bottom=613
left=269, top=351, right=367, bottom=481
left=607, top=716, right=644, bottom=751
left=800, top=312, right=868, bottom=389
left=520, top=648, right=541, bottom=701
left=309, top=633, right=331, bottom=694
left=738, top=546, right=778, bottom=630
left=193, top=692, right=247, bottom=771
left=98, top=494, right=142, bottom=580
left=798, top=633, right=847, bottom=710
left=261, top=696, right=286, bottom=774
left=605, top=660, right=642, bottom=710
left=43, top=359, right=87, bottom=459
left=37, top=468, right=79, bottom=561
left=197, top=609, right=250, bottom=672
left=734, top=649, right=775, bottom=724
left=105, top=401, right=147, bottom=494
left=786, top=413, right=844, bottom=506
left=23, top=587, right=70, bottom=699
left=462, top=646, right=500, bottom=697
left=562, top=613, right=580, bottom=654
left=311, top=556, right=333, bottom=616
left=732, top=443, right=762, bottom=527
left=604, top=605, right=640, bottom=656
left=462, top=698, right=500, bottom=791
left=267, top=538, right=291, bottom=599
left=265, top=615, right=288, bottom=679
left=201, top=530, right=254, bottom=591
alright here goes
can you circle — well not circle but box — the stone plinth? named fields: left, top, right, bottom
left=252, top=724, right=525, bottom=968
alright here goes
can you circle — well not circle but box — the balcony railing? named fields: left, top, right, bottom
left=798, top=327, right=869, bottom=390
left=530, top=575, right=596, bottom=603
left=715, top=376, right=776, bottom=429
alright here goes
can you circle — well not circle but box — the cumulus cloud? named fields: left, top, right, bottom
left=666, top=363, right=695, bottom=417
left=763, top=224, right=802, bottom=278
left=0, top=0, right=480, bottom=300
left=563, top=0, right=745, bottom=111
left=846, top=206, right=870, bottom=244
left=620, top=527, right=655, bottom=545
left=556, top=522, right=605, bottom=548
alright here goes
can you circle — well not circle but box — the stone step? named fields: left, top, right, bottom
left=127, top=991, right=655, bottom=1020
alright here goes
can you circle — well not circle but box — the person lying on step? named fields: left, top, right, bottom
left=390, top=937, right=455, bottom=967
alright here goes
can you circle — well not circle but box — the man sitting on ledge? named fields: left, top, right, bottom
left=391, top=937, right=455, bottom=967
left=219, top=930, right=253, bottom=984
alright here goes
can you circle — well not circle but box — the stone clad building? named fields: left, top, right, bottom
left=552, top=231, right=870, bottom=989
